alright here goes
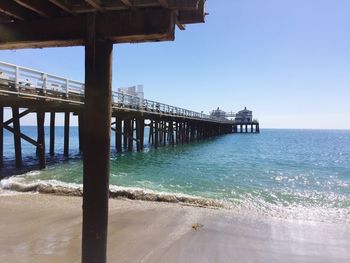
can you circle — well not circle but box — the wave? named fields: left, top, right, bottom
left=1, top=174, right=349, bottom=224
left=0, top=176, right=226, bottom=209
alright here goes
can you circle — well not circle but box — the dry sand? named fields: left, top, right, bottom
left=0, top=193, right=349, bottom=263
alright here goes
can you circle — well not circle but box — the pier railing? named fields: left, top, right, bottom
left=0, top=61, right=232, bottom=124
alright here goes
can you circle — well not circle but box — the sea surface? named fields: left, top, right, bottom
left=1, top=127, right=350, bottom=223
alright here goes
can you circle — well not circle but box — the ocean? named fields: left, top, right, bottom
left=1, top=127, right=349, bottom=223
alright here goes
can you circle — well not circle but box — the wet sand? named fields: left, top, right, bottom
left=0, top=193, right=349, bottom=263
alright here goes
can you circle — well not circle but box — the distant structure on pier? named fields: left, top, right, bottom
left=118, top=85, right=144, bottom=101
left=210, top=107, right=226, bottom=119
left=210, top=106, right=260, bottom=133
left=235, top=107, right=253, bottom=123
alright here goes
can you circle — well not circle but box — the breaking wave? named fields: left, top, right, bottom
left=1, top=172, right=350, bottom=224
left=0, top=174, right=225, bottom=208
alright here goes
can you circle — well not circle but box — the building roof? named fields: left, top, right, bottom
left=237, top=107, right=252, bottom=114
left=0, top=0, right=206, bottom=49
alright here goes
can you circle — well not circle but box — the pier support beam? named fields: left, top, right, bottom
left=116, top=117, right=122, bottom=152
left=78, top=114, right=84, bottom=153
left=154, top=119, right=159, bottom=149
left=50, top=112, right=55, bottom=156
left=64, top=111, right=70, bottom=157
left=123, top=119, right=128, bottom=149
left=12, top=107, right=22, bottom=168
left=82, top=16, right=113, bottom=263
left=128, top=119, right=133, bottom=151
left=0, top=107, right=3, bottom=167
left=37, top=111, right=46, bottom=169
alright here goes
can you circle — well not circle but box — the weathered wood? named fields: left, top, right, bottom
left=48, top=0, right=75, bottom=15
left=178, top=0, right=205, bottom=24
left=82, top=14, right=112, bottom=262
left=140, top=118, right=144, bottom=150
left=116, top=117, right=122, bottom=152
left=14, top=0, right=60, bottom=18
left=0, top=107, right=3, bottom=166
left=0, top=9, right=175, bottom=49
left=0, top=0, right=35, bottom=21
left=50, top=111, right=55, bottom=156
left=3, top=108, right=30, bottom=126
left=12, top=107, right=22, bottom=167
left=37, top=110, right=46, bottom=169
left=136, top=117, right=141, bottom=151
left=154, top=119, right=159, bottom=149
left=64, top=111, right=69, bottom=157
left=148, top=120, right=153, bottom=144
left=163, top=121, right=167, bottom=146
left=128, top=119, right=133, bottom=151
left=78, top=113, right=84, bottom=153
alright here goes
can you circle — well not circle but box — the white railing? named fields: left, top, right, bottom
left=0, top=61, right=233, bottom=124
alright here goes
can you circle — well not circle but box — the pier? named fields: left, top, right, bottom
left=0, top=61, right=235, bottom=170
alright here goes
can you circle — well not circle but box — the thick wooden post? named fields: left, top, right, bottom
left=123, top=119, right=128, bottom=149
left=0, top=107, right=3, bottom=167
left=12, top=107, right=22, bottom=168
left=136, top=117, right=141, bottom=151
left=128, top=119, right=133, bottom=151
left=185, top=121, right=190, bottom=143
left=78, top=113, right=84, bottom=153
left=64, top=111, right=70, bottom=157
left=37, top=111, right=46, bottom=169
left=140, top=118, right=144, bottom=150
left=148, top=120, right=153, bottom=144
left=50, top=112, right=55, bottom=156
left=163, top=121, right=167, bottom=146
left=170, top=121, right=175, bottom=145
left=154, top=119, right=159, bottom=149
left=82, top=14, right=113, bottom=263
left=116, top=117, right=122, bottom=152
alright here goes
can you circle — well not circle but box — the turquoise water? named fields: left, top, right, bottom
left=1, top=128, right=350, bottom=222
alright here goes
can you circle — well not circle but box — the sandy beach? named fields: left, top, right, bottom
left=0, top=193, right=349, bottom=263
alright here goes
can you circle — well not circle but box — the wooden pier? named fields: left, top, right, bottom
left=0, top=61, right=235, bottom=170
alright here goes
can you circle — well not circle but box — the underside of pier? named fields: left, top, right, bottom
left=0, top=1, right=206, bottom=262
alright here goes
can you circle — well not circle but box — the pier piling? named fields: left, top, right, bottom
left=64, top=112, right=70, bottom=157
left=12, top=107, right=22, bottom=168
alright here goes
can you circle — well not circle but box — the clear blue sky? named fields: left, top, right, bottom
left=1, top=0, right=349, bottom=129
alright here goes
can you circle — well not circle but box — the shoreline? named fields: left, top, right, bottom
left=1, top=193, right=350, bottom=262
left=2, top=175, right=350, bottom=225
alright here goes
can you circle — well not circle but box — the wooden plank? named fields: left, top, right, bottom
left=48, top=0, right=75, bottom=15
left=120, top=0, right=133, bottom=7
left=0, top=0, right=36, bottom=21
left=13, top=0, right=59, bottom=18
left=0, top=9, right=175, bottom=49
left=85, top=0, right=104, bottom=11
left=82, top=13, right=112, bottom=262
